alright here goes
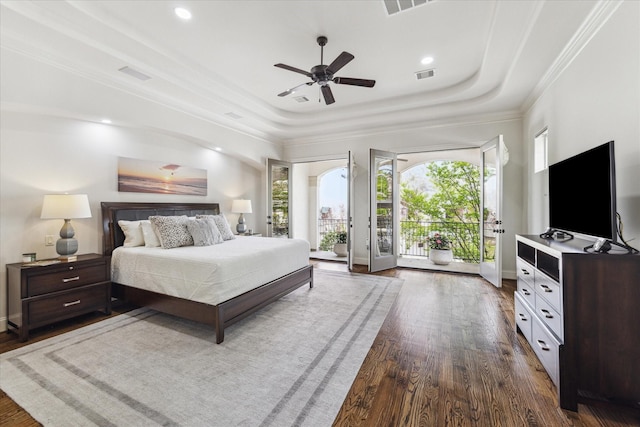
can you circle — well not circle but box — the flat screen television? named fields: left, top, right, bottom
left=548, top=141, right=617, bottom=241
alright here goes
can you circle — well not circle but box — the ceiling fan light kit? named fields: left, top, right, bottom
left=274, top=36, right=375, bottom=105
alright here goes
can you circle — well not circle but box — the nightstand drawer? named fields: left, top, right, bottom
left=28, top=264, right=108, bottom=297
left=28, top=283, right=109, bottom=328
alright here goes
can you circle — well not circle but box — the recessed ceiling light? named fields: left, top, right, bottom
left=421, top=56, right=434, bottom=65
left=214, top=147, right=222, bottom=152
left=174, top=7, right=192, bottom=20
left=101, top=119, right=112, bottom=124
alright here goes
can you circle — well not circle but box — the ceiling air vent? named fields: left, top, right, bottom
left=383, top=0, right=431, bottom=16
left=415, top=69, right=435, bottom=80
left=118, top=66, right=151, bottom=81
left=294, top=96, right=309, bottom=103
left=224, top=112, right=243, bottom=119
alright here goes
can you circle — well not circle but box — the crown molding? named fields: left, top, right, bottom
left=522, top=0, right=622, bottom=114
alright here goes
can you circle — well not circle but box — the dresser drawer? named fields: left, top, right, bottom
left=514, top=292, right=532, bottom=343
left=535, top=271, right=561, bottom=313
left=28, top=284, right=109, bottom=328
left=517, top=278, right=535, bottom=309
left=535, top=293, right=563, bottom=341
left=27, top=263, right=108, bottom=297
left=532, top=315, right=561, bottom=386
left=516, top=259, right=535, bottom=286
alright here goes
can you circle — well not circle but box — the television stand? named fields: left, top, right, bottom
left=515, top=234, right=640, bottom=411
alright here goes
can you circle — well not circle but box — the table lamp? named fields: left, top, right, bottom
left=231, top=199, right=252, bottom=234
left=41, top=194, right=92, bottom=260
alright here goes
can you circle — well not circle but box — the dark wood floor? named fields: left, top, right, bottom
left=2, top=262, right=639, bottom=427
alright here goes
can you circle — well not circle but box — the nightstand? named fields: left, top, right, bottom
left=6, top=253, right=111, bottom=341
left=239, top=233, right=262, bottom=237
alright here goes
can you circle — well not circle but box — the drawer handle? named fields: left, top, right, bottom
left=63, top=300, right=81, bottom=307
left=540, top=309, right=554, bottom=319
left=522, top=288, right=531, bottom=296
left=536, top=339, right=550, bottom=351
left=540, top=284, right=553, bottom=293
left=521, top=269, right=530, bottom=275
left=518, top=313, right=527, bottom=321
left=62, top=276, right=80, bottom=283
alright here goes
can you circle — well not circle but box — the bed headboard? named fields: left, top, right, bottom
left=101, top=202, right=220, bottom=256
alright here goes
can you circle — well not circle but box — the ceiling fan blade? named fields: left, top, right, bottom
left=274, top=63, right=312, bottom=78
left=321, top=85, right=335, bottom=105
left=333, top=77, right=376, bottom=87
left=326, top=51, right=354, bottom=74
left=278, top=82, right=313, bottom=97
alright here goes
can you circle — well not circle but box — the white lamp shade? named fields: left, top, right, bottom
left=41, top=194, right=92, bottom=219
left=231, top=199, right=252, bottom=214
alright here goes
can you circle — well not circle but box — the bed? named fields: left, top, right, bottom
left=101, top=202, right=313, bottom=343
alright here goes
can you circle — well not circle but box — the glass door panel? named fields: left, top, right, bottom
left=480, top=136, right=505, bottom=287
left=369, top=149, right=398, bottom=272
left=267, top=159, right=292, bottom=238
left=347, top=151, right=354, bottom=270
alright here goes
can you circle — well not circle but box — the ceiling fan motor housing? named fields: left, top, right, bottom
left=311, top=65, right=332, bottom=85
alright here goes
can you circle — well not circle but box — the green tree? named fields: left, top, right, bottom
left=401, top=161, right=485, bottom=262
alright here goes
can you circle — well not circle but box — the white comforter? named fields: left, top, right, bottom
left=111, top=236, right=310, bottom=306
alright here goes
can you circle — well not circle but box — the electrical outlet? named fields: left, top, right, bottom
left=45, top=235, right=55, bottom=246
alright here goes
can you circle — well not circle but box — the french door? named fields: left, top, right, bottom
left=369, top=149, right=398, bottom=272
left=267, top=159, right=292, bottom=238
left=479, top=136, right=505, bottom=287
left=347, top=151, right=355, bottom=270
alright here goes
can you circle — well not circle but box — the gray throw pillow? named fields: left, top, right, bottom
left=196, top=214, right=235, bottom=241
left=187, top=218, right=224, bottom=246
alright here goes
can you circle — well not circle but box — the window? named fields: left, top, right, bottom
left=534, top=128, right=548, bottom=173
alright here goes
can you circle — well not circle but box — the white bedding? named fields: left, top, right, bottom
left=111, top=236, right=310, bottom=306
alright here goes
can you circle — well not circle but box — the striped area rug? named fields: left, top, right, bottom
left=1, top=270, right=402, bottom=426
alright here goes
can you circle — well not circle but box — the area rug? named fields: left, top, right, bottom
left=0, top=270, right=402, bottom=427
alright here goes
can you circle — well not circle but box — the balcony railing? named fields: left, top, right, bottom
left=400, top=220, right=479, bottom=263
left=317, top=218, right=479, bottom=263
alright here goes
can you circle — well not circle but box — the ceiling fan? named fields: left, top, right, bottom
left=274, top=36, right=376, bottom=105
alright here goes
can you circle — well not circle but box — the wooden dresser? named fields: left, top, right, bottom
left=7, top=253, right=111, bottom=341
left=515, top=235, right=640, bottom=411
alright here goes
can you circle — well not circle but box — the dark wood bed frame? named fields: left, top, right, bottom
left=101, top=202, right=313, bottom=343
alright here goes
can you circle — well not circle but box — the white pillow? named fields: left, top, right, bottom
left=118, top=220, right=145, bottom=247
left=140, top=220, right=161, bottom=248
left=149, top=215, right=194, bottom=249
left=196, top=214, right=235, bottom=241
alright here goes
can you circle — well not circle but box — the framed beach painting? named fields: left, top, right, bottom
left=118, top=157, right=207, bottom=196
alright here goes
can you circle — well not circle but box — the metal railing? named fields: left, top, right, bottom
left=316, top=218, right=479, bottom=263
left=400, top=220, right=480, bottom=263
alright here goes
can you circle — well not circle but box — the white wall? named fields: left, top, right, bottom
left=291, top=162, right=309, bottom=241
left=524, top=1, right=640, bottom=244
left=283, top=116, right=524, bottom=278
left=0, top=112, right=263, bottom=331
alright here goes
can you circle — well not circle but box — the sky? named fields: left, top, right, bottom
left=318, top=168, right=347, bottom=217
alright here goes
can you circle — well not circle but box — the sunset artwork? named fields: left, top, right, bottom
left=118, top=157, right=207, bottom=195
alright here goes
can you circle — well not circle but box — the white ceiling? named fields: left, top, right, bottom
left=1, top=0, right=600, bottom=145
